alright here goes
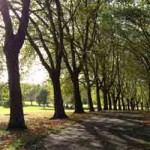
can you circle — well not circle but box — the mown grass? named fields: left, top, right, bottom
left=0, top=111, right=93, bottom=150
left=0, top=103, right=74, bottom=115
left=0, top=102, right=94, bottom=149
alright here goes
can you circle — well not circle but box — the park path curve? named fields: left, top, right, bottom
left=23, top=112, right=150, bottom=150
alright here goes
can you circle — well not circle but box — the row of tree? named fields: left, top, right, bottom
left=0, top=0, right=149, bottom=130
left=0, top=83, right=50, bottom=107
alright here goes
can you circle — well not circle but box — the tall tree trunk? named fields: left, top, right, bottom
left=83, top=62, right=94, bottom=112
left=102, top=89, right=108, bottom=110
left=6, top=53, right=26, bottom=130
left=113, top=101, right=117, bottom=110
left=51, top=72, right=67, bottom=119
left=103, top=89, right=108, bottom=110
left=118, top=96, right=122, bottom=110
left=108, top=92, right=112, bottom=110
left=72, top=74, right=84, bottom=113
left=0, top=0, right=30, bottom=130
left=141, top=101, right=143, bottom=111
left=87, top=84, right=95, bottom=112
left=121, top=94, right=125, bottom=110
left=148, top=81, right=150, bottom=109
left=127, top=98, right=130, bottom=110
left=136, top=100, right=139, bottom=111
left=130, top=98, right=135, bottom=111
left=112, top=91, right=117, bottom=110
left=96, top=80, right=102, bottom=111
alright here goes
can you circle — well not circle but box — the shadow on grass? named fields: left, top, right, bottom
left=7, top=135, right=45, bottom=150
left=80, top=112, right=150, bottom=150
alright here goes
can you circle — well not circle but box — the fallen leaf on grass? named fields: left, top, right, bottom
left=0, top=113, right=93, bottom=150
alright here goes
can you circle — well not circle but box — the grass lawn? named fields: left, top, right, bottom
left=0, top=104, right=74, bottom=124
left=0, top=102, right=74, bottom=114
left=0, top=102, right=93, bottom=150
left=0, top=101, right=92, bottom=115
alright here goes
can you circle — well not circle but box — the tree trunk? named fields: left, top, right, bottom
left=103, top=89, right=108, bottom=110
left=148, top=81, right=150, bottom=109
left=96, top=80, right=102, bottom=111
left=6, top=53, right=26, bottom=130
left=127, top=98, right=130, bottom=110
left=51, top=72, right=68, bottom=119
left=121, top=94, right=125, bottom=110
left=118, top=97, right=122, bottom=110
left=112, top=91, right=117, bottom=110
left=87, top=85, right=94, bottom=112
left=108, top=92, right=112, bottom=110
left=83, top=63, right=94, bottom=112
left=130, top=98, right=135, bottom=111
left=136, top=101, right=139, bottom=111
left=72, top=75, right=84, bottom=113
left=113, top=101, right=117, bottom=110
left=141, top=101, right=143, bottom=111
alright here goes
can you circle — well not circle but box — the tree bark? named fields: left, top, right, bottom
left=0, top=0, right=30, bottom=130
left=51, top=71, right=67, bottom=119
left=84, top=67, right=94, bottom=112
left=136, top=100, right=139, bottom=111
left=141, top=101, right=143, bottom=111
left=96, top=79, right=102, bottom=111
left=148, top=81, right=150, bottom=109
left=108, top=92, right=112, bottom=110
left=121, top=94, right=125, bottom=110
left=72, top=74, right=84, bottom=113
left=87, top=84, right=95, bottom=112
left=113, top=101, right=117, bottom=110
left=112, top=90, right=117, bottom=110
left=103, top=89, right=108, bottom=110
left=6, top=52, right=26, bottom=130
left=127, top=98, right=130, bottom=110
left=118, top=96, right=122, bottom=110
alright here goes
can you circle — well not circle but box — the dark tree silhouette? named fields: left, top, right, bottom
left=27, top=0, right=68, bottom=119
left=0, top=0, right=30, bottom=130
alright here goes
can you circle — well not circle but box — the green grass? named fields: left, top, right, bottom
left=0, top=107, right=10, bottom=114
left=0, top=102, right=91, bottom=150
left=0, top=106, right=49, bottom=114
left=0, top=101, right=94, bottom=115
left=0, top=128, right=8, bottom=136
left=0, top=101, right=74, bottom=115
left=0, top=106, right=73, bottom=114
left=6, top=135, right=45, bottom=150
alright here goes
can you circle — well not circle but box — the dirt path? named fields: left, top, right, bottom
left=23, top=112, right=150, bottom=150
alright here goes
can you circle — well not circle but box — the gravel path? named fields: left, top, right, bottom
left=23, top=112, right=150, bottom=150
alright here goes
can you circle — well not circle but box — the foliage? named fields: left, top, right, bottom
left=36, top=89, right=49, bottom=106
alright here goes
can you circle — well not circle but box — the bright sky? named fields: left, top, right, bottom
left=0, top=63, right=48, bottom=84
left=21, top=63, right=48, bottom=84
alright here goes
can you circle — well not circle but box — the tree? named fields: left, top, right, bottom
left=62, top=0, right=100, bottom=112
left=82, top=61, right=95, bottom=112
left=21, top=83, right=41, bottom=106
left=36, top=89, right=49, bottom=108
left=27, top=0, right=67, bottom=119
left=113, top=2, right=150, bottom=109
left=0, top=0, right=30, bottom=130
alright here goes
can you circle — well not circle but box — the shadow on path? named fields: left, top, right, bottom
left=23, top=112, right=150, bottom=150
